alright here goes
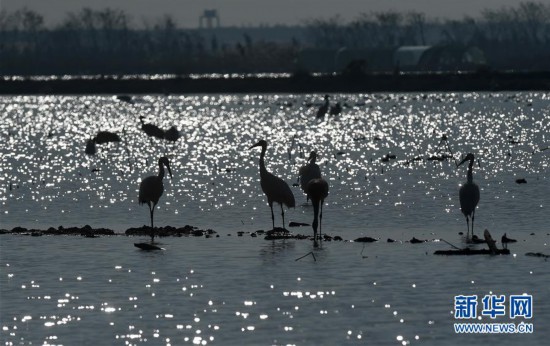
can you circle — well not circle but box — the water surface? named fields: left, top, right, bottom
left=1, top=92, right=549, bottom=345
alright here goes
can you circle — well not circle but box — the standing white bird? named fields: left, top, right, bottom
left=250, top=140, right=296, bottom=230
left=307, top=178, right=329, bottom=247
left=458, top=153, right=480, bottom=240
left=299, top=151, right=321, bottom=202
left=139, top=156, right=173, bottom=242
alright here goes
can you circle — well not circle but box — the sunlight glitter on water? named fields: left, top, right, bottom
left=1, top=92, right=550, bottom=345
left=0, top=93, right=550, bottom=235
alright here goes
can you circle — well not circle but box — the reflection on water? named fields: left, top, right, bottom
left=0, top=92, right=549, bottom=344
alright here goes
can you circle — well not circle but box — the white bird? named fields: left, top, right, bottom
left=299, top=151, right=321, bottom=202
left=138, top=156, right=173, bottom=242
left=250, top=140, right=296, bottom=230
left=307, top=178, right=329, bottom=247
left=458, top=153, right=480, bottom=240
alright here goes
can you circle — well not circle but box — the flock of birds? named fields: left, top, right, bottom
left=85, top=115, right=181, bottom=156
left=82, top=94, right=486, bottom=248
left=137, top=136, right=479, bottom=248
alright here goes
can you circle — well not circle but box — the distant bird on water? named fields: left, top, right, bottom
left=307, top=178, right=329, bottom=247
left=250, top=140, right=295, bottom=230
left=316, top=95, right=330, bottom=119
left=116, top=95, right=133, bottom=104
left=139, top=116, right=165, bottom=140
left=85, top=139, right=97, bottom=155
left=139, top=156, right=173, bottom=242
left=458, top=153, right=480, bottom=240
left=164, top=125, right=180, bottom=142
left=85, top=131, right=121, bottom=155
left=329, top=102, right=342, bottom=116
left=94, top=131, right=121, bottom=144
left=299, top=151, right=321, bottom=202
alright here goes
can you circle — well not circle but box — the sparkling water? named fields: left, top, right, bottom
left=1, top=92, right=549, bottom=345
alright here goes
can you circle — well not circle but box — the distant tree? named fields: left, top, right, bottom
left=59, top=7, right=131, bottom=52
left=372, top=11, right=404, bottom=47
left=441, top=17, right=478, bottom=45
left=515, top=1, right=550, bottom=44
left=407, top=11, right=427, bottom=45
left=305, top=16, right=344, bottom=48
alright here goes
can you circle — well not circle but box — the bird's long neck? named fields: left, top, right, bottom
left=310, top=156, right=316, bottom=165
left=466, top=159, right=474, bottom=183
left=158, top=162, right=165, bottom=179
left=258, top=145, right=267, bottom=175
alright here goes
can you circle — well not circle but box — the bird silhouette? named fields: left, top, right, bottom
left=458, top=153, right=480, bottom=240
left=85, top=139, right=97, bottom=155
left=164, top=125, right=180, bottom=142
left=316, top=95, right=330, bottom=119
left=329, top=102, right=342, bottom=116
left=94, top=131, right=121, bottom=144
left=138, top=156, right=173, bottom=242
left=307, top=178, right=329, bottom=247
left=250, top=140, right=295, bottom=230
left=299, top=151, right=321, bottom=202
left=139, top=116, right=165, bottom=140
left=116, top=95, right=134, bottom=104
left=85, top=131, right=121, bottom=156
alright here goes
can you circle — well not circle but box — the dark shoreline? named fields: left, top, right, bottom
left=1, top=71, right=550, bottom=95
left=0, top=225, right=216, bottom=237
left=3, top=225, right=549, bottom=257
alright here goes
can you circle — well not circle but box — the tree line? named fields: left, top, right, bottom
left=1, top=2, right=549, bottom=75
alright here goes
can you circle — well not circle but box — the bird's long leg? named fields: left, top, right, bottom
left=281, top=204, right=286, bottom=230
left=446, top=140, right=454, bottom=158
left=149, top=202, right=155, bottom=243
left=466, top=216, right=470, bottom=240
left=471, top=210, right=476, bottom=238
left=270, top=204, right=275, bottom=230
left=319, top=200, right=324, bottom=241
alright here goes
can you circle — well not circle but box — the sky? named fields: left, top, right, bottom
left=0, top=0, right=529, bottom=28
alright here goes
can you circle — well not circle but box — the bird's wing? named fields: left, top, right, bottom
left=300, top=164, right=322, bottom=192
left=262, top=172, right=295, bottom=208
left=139, top=176, right=164, bottom=204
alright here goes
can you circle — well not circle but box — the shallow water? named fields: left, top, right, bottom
left=1, top=92, right=549, bottom=345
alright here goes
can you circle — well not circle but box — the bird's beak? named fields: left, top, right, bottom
left=249, top=142, right=261, bottom=149
left=458, top=157, right=468, bottom=166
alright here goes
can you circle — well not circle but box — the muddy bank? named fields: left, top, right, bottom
left=0, top=225, right=215, bottom=238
